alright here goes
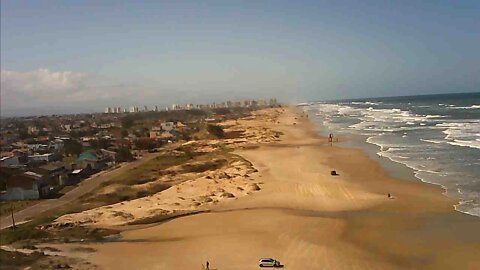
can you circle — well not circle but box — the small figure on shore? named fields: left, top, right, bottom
left=388, top=193, right=391, bottom=198
left=328, top=133, right=333, bottom=143
left=206, top=261, right=210, bottom=270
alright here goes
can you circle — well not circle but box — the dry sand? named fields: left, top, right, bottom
left=47, top=108, right=480, bottom=269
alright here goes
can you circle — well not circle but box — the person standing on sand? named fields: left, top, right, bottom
left=328, top=133, right=333, bottom=143
left=206, top=261, right=210, bottom=270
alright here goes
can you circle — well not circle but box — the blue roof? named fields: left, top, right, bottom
left=77, top=151, right=98, bottom=161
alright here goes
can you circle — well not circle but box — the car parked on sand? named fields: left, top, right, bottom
left=259, top=258, right=281, bottom=267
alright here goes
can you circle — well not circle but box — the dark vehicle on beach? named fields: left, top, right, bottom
left=259, top=258, right=281, bottom=267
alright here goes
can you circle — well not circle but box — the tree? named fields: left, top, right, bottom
left=64, top=139, right=83, bottom=156
left=18, top=128, right=31, bottom=140
left=207, top=124, right=225, bottom=138
left=134, top=138, right=156, bottom=150
left=116, top=147, right=134, bottom=162
left=212, top=108, right=231, bottom=115
left=38, top=130, right=49, bottom=136
left=121, top=116, right=135, bottom=129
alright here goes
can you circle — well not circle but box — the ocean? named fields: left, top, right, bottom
left=303, top=92, right=480, bottom=217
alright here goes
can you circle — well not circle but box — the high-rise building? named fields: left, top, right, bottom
left=129, top=106, right=136, bottom=113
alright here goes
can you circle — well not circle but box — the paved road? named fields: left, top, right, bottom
left=0, top=153, right=160, bottom=230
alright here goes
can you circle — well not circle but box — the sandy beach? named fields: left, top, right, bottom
left=45, top=107, right=480, bottom=269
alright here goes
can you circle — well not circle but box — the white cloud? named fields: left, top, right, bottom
left=0, top=68, right=139, bottom=116
left=1, top=68, right=87, bottom=98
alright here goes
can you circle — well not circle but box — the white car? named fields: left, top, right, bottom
left=259, top=258, right=281, bottom=267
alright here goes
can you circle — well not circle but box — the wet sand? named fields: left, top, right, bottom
left=53, top=108, right=480, bottom=269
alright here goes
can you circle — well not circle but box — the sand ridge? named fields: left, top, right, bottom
left=43, top=107, right=480, bottom=270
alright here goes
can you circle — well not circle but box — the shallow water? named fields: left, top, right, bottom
left=304, top=92, right=480, bottom=217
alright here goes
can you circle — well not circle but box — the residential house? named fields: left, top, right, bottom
left=0, top=156, right=20, bottom=167
left=100, top=149, right=117, bottom=163
left=161, top=122, right=175, bottom=132
left=0, top=170, right=55, bottom=200
left=27, top=143, right=49, bottom=153
left=49, top=139, right=64, bottom=151
left=159, top=131, right=175, bottom=141
left=1, top=150, right=29, bottom=167
left=27, top=126, right=39, bottom=134
left=77, top=151, right=106, bottom=171
left=175, top=122, right=187, bottom=132
left=149, top=131, right=162, bottom=139
left=0, top=173, right=41, bottom=200
left=67, top=166, right=92, bottom=184
left=28, top=153, right=58, bottom=164
left=38, top=162, right=69, bottom=186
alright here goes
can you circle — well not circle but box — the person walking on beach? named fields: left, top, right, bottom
left=328, top=133, right=333, bottom=143
left=206, top=261, right=210, bottom=270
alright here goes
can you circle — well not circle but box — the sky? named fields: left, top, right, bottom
left=1, top=0, right=479, bottom=116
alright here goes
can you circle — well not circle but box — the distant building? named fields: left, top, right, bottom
left=161, top=122, right=175, bottom=132
left=0, top=172, right=41, bottom=200
left=150, top=131, right=175, bottom=141
left=175, top=122, right=187, bottom=132
left=27, top=126, right=39, bottom=134
left=38, top=162, right=68, bottom=186
left=49, top=139, right=64, bottom=151
left=0, top=168, right=58, bottom=200
left=129, top=106, right=136, bottom=113
left=77, top=151, right=107, bottom=171
left=0, top=156, right=20, bottom=167
left=28, top=153, right=57, bottom=163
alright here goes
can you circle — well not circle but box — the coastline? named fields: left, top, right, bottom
left=41, top=107, right=480, bottom=269
left=310, top=113, right=478, bottom=218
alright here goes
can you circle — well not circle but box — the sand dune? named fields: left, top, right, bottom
left=46, top=107, right=480, bottom=270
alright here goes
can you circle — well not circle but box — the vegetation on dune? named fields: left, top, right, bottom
left=0, top=200, right=39, bottom=217
left=0, top=212, right=118, bottom=245
left=115, top=147, right=134, bottom=162
left=181, top=158, right=227, bottom=173
left=0, top=249, right=45, bottom=269
left=207, top=124, right=225, bottom=138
